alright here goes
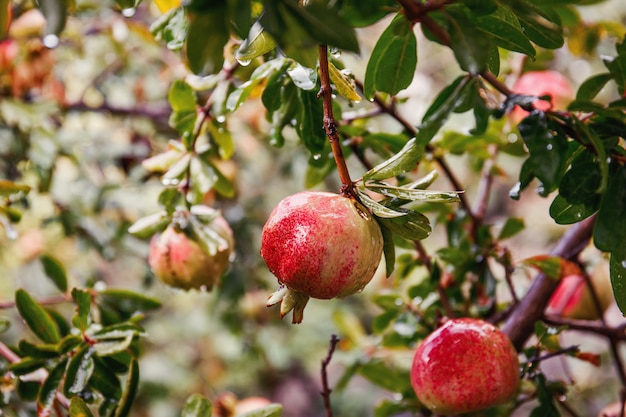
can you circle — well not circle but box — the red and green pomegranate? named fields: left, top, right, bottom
left=411, top=318, right=520, bottom=415
left=261, top=191, right=383, bottom=323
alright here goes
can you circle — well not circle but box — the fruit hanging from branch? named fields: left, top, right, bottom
left=261, top=191, right=383, bottom=323
left=148, top=208, right=234, bottom=291
left=411, top=318, right=520, bottom=416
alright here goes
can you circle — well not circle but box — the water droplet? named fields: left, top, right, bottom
left=546, top=143, right=553, bottom=150
left=237, top=58, right=251, bottom=67
left=228, top=252, right=236, bottom=262
left=509, top=182, right=521, bottom=200
left=394, top=298, right=403, bottom=306
left=199, top=285, right=208, bottom=292
left=621, top=260, right=626, bottom=269
left=42, top=34, right=59, bottom=49
left=216, top=115, right=226, bottom=123
left=312, top=153, right=321, bottom=160
left=121, top=7, right=136, bottom=17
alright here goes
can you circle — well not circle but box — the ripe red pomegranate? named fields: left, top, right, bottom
left=547, top=263, right=613, bottom=320
left=148, top=212, right=233, bottom=290
left=261, top=191, right=383, bottom=323
left=411, top=318, right=520, bottom=416
left=510, top=70, right=574, bottom=123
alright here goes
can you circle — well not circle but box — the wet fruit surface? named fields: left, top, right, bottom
left=411, top=318, right=520, bottom=416
left=148, top=215, right=233, bottom=290
left=261, top=191, right=383, bottom=300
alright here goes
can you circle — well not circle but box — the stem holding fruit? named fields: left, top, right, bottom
left=318, top=44, right=354, bottom=197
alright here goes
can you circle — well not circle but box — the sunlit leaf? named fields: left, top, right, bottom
left=182, top=394, right=213, bottom=417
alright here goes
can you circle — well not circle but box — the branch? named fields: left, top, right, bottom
left=318, top=45, right=354, bottom=195
left=320, top=334, right=340, bottom=417
left=502, top=216, right=596, bottom=350
left=0, top=294, right=70, bottom=309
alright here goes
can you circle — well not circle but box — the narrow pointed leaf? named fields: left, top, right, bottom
left=364, top=13, right=417, bottom=99
left=64, top=346, right=95, bottom=396
left=37, top=359, right=68, bottom=414
left=113, top=359, right=139, bottom=417
left=363, top=139, right=423, bottom=182
left=15, top=289, right=60, bottom=344
left=40, top=254, right=68, bottom=293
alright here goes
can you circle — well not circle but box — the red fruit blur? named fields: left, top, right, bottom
left=510, top=70, right=574, bottom=123
left=411, top=318, right=520, bottom=416
left=261, top=191, right=383, bottom=300
left=547, top=263, right=613, bottom=320
left=148, top=214, right=233, bottom=291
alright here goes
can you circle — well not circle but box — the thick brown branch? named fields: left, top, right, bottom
left=502, top=216, right=596, bottom=350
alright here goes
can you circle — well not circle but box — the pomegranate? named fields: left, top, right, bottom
left=148, top=211, right=233, bottom=290
left=411, top=318, right=520, bottom=416
left=547, top=263, right=613, bottom=320
left=261, top=191, right=383, bottom=323
left=510, top=70, right=574, bottom=123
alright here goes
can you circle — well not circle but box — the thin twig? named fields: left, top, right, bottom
left=321, top=334, right=340, bottom=417
left=0, top=294, right=70, bottom=309
left=525, top=345, right=580, bottom=365
left=318, top=45, right=354, bottom=195
left=0, top=341, right=20, bottom=363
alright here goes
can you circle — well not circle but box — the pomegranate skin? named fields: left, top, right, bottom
left=260, top=191, right=383, bottom=300
left=148, top=216, right=233, bottom=290
left=411, top=318, right=520, bottom=416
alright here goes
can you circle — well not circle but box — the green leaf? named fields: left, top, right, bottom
left=417, top=76, right=473, bottom=144
left=286, top=64, right=316, bottom=90
left=227, top=59, right=290, bottom=112
left=498, top=217, right=525, bottom=240
left=522, top=256, right=562, bottom=280
left=38, top=359, right=68, bottom=414
left=0, top=317, right=9, bottom=333
left=169, top=80, right=196, bottom=112
left=69, top=396, right=95, bottom=417
left=339, top=0, right=397, bottom=27
left=576, top=72, right=613, bottom=101
left=357, top=192, right=410, bottom=219
left=238, top=404, right=283, bottom=417
left=362, top=138, right=423, bottom=182
left=280, top=0, right=359, bottom=53
left=208, top=120, right=235, bottom=160
left=39, top=254, right=68, bottom=294
left=127, top=211, right=171, bottom=239
left=517, top=113, right=569, bottom=195
left=594, top=165, right=626, bottom=254
left=150, top=7, right=188, bottom=50
left=609, top=252, right=626, bottom=315
left=71, top=288, right=92, bottom=332
left=476, top=5, right=536, bottom=57
left=377, top=212, right=432, bottom=241
left=38, top=0, right=68, bottom=40
left=380, top=224, right=396, bottom=277
left=604, top=43, right=626, bottom=95
left=92, top=329, right=139, bottom=357
left=514, top=4, right=564, bottom=49
left=91, top=358, right=123, bottom=400
left=296, top=89, right=326, bottom=155
left=113, top=359, right=139, bottom=417
left=186, top=7, right=230, bottom=75
left=357, top=359, right=413, bottom=394
left=15, top=289, right=60, bottom=344
left=64, top=346, right=95, bottom=396
left=363, top=13, right=417, bottom=100
left=364, top=182, right=460, bottom=203
left=9, top=357, right=48, bottom=376
left=447, top=9, right=491, bottom=74
left=328, top=62, right=361, bottom=102
left=236, top=21, right=277, bottom=63
left=549, top=194, right=597, bottom=225
left=181, top=394, right=213, bottom=417
left=559, top=161, right=602, bottom=206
